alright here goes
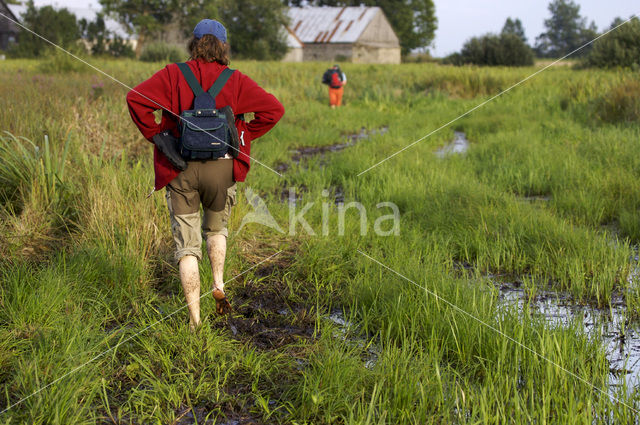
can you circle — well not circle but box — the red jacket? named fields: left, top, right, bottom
left=126, top=59, right=284, bottom=190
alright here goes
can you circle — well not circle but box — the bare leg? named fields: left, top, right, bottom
left=207, top=234, right=232, bottom=315
left=206, top=234, right=227, bottom=291
left=179, top=255, right=201, bottom=330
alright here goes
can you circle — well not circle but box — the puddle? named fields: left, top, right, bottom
left=326, top=311, right=380, bottom=370
left=436, top=131, right=469, bottom=158
left=276, top=126, right=389, bottom=172
left=496, top=281, right=640, bottom=394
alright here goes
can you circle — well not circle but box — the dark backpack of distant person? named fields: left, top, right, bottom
left=176, top=63, right=239, bottom=160
left=322, top=68, right=343, bottom=89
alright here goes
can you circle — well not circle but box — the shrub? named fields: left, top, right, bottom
left=139, top=42, right=187, bottom=63
left=79, top=14, right=135, bottom=58
left=592, top=79, right=640, bottom=123
left=0, top=132, right=71, bottom=213
left=37, top=49, right=87, bottom=73
left=107, top=36, right=135, bottom=58
left=444, top=33, right=534, bottom=67
left=583, top=17, right=640, bottom=69
left=404, top=52, right=441, bottom=64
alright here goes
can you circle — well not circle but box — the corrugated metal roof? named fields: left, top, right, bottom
left=285, top=28, right=303, bottom=48
left=287, top=6, right=380, bottom=44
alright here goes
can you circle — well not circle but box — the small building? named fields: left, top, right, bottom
left=282, top=28, right=303, bottom=62
left=286, top=6, right=401, bottom=64
left=0, top=0, right=20, bottom=51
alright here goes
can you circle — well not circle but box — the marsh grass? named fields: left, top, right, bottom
left=593, top=79, right=640, bottom=124
left=1, top=59, right=639, bottom=423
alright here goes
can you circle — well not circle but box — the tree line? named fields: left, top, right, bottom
left=8, top=0, right=434, bottom=60
left=6, top=0, right=639, bottom=69
left=446, top=0, right=639, bottom=68
left=8, top=0, right=291, bottom=59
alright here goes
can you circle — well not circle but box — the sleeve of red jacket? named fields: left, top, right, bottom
left=235, top=73, right=284, bottom=140
left=126, top=66, right=173, bottom=142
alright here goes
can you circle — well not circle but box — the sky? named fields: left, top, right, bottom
left=431, top=0, right=638, bottom=57
left=11, top=0, right=640, bottom=58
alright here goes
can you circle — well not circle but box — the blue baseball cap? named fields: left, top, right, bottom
left=193, top=19, right=227, bottom=42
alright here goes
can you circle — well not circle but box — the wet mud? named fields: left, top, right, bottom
left=517, top=195, right=551, bottom=202
left=278, top=184, right=345, bottom=206
left=221, top=278, right=315, bottom=351
left=276, top=126, right=389, bottom=172
left=172, top=401, right=270, bottom=425
left=217, top=247, right=317, bottom=351
left=203, top=253, right=321, bottom=424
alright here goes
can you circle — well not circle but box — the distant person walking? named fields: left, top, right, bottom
left=126, top=19, right=284, bottom=329
left=322, top=64, right=347, bottom=108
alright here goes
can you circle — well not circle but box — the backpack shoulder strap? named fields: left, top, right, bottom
left=208, top=68, right=235, bottom=99
left=176, top=63, right=205, bottom=97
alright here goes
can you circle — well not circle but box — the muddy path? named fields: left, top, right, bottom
left=218, top=264, right=316, bottom=351
left=274, top=127, right=390, bottom=206
left=275, top=126, right=389, bottom=173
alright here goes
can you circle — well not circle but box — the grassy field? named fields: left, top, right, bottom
left=1, top=57, right=639, bottom=424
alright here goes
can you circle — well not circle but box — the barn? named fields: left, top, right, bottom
left=0, top=0, right=19, bottom=51
left=286, top=6, right=401, bottom=64
left=282, top=28, right=303, bottom=63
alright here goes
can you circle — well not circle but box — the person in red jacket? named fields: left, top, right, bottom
left=126, top=19, right=284, bottom=329
left=322, top=64, right=347, bottom=108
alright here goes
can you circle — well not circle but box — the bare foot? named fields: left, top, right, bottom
left=189, top=318, right=202, bottom=332
left=212, top=288, right=232, bottom=315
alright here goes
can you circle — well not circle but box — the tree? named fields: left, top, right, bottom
left=99, top=0, right=178, bottom=56
left=501, top=17, right=527, bottom=44
left=11, top=0, right=80, bottom=57
left=219, top=0, right=289, bottom=60
left=584, top=17, right=640, bottom=69
left=535, top=0, right=598, bottom=58
left=284, top=0, right=437, bottom=56
left=79, top=14, right=108, bottom=55
left=446, top=33, right=534, bottom=67
left=101, top=0, right=288, bottom=59
left=174, top=0, right=221, bottom=40
left=79, top=13, right=135, bottom=57
left=378, top=0, right=436, bottom=55
left=608, top=17, right=625, bottom=30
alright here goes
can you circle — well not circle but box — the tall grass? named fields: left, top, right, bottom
left=1, top=59, right=639, bottom=423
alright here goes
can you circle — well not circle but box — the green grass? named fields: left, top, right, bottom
left=1, top=58, right=639, bottom=423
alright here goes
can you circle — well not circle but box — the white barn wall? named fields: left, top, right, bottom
left=282, top=47, right=303, bottom=62
left=303, top=43, right=353, bottom=62
left=357, top=10, right=399, bottom=48
left=353, top=45, right=400, bottom=64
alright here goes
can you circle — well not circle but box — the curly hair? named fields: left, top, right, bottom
left=187, top=35, right=230, bottom=65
